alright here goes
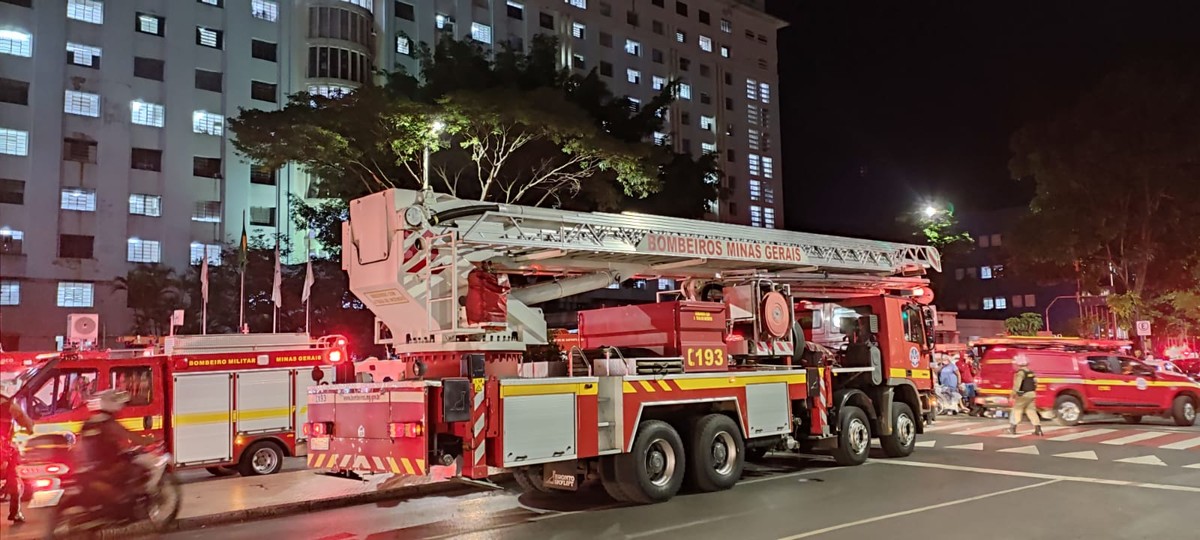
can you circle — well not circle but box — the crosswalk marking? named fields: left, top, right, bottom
left=923, top=421, right=973, bottom=432
left=915, top=440, right=937, bottom=448
left=946, top=442, right=984, bottom=451
left=1185, top=463, right=1200, bottom=469
left=1159, top=436, right=1200, bottom=450
left=1054, top=450, right=1099, bottom=460
left=998, top=445, right=1041, bottom=455
left=997, top=425, right=1070, bottom=438
left=951, top=425, right=1012, bottom=436
left=1048, top=428, right=1117, bottom=442
left=1114, top=455, right=1167, bottom=466
left=1101, top=431, right=1173, bottom=446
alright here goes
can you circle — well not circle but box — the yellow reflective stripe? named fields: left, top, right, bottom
left=671, top=373, right=806, bottom=391
left=655, top=380, right=672, bottom=391
left=623, top=382, right=638, bottom=393
left=174, top=411, right=230, bottom=425
left=500, top=382, right=599, bottom=397
left=638, top=381, right=657, bottom=393
left=235, top=406, right=294, bottom=422
left=386, top=456, right=402, bottom=474
left=889, top=368, right=933, bottom=379
left=400, top=458, right=416, bottom=475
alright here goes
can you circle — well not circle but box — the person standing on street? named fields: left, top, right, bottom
left=1008, top=356, right=1043, bottom=436
left=1, top=393, right=35, bottom=523
left=956, top=354, right=981, bottom=416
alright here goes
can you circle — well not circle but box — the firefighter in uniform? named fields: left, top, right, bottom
left=1, top=393, right=35, bottom=522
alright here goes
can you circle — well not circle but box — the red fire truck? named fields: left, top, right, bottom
left=306, top=189, right=942, bottom=503
left=5, top=333, right=350, bottom=478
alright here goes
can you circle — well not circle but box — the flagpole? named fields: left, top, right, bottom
left=239, top=210, right=247, bottom=331
left=305, top=234, right=312, bottom=335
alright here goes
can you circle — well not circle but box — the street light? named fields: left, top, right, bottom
left=923, top=205, right=939, bottom=218
left=422, top=119, right=445, bottom=193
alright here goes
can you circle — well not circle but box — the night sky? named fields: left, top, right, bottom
left=767, top=0, right=1200, bottom=241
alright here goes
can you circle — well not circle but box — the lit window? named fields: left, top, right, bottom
left=64, top=90, right=100, bottom=117
left=192, top=111, right=224, bottom=136
left=747, top=128, right=761, bottom=150
left=720, top=45, right=730, bottom=58
left=982, top=297, right=995, bottom=310
left=396, top=35, right=411, bottom=55
left=763, top=183, right=775, bottom=204
left=626, top=69, right=641, bottom=84
left=0, top=280, right=18, bottom=306
left=762, top=157, right=774, bottom=179
left=196, top=26, right=223, bottom=49
left=746, top=104, right=760, bottom=126
left=566, top=0, right=587, bottom=8
left=130, top=100, right=164, bottom=127
left=676, top=30, right=686, bottom=43
left=701, top=142, right=717, bottom=155
left=759, top=82, right=771, bottom=103
left=470, top=22, right=492, bottom=44
left=198, top=0, right=222, bottom=5
left=60, top=188, right=96, bottom=211
left=698, top=35, right=712, bottom=52
left=192, top=201, right=223, bottom=223
left=749, top=205, right=763, bottom=228
left=746, top=78, right=758, bottom=100
left=653, top=132, right=667, bottom=145
left=572, top=22, right=586, bottom=39
left=748, top=153, right=761, bottom=176
left=657, top=278, right=675, bottom=290
left=980, top=266, right=993, bottom=280
left=763, top=207, right=776, bottom=229
left=627, top=97, right=641, bottom=113
left=337, top=0, right=372, bottom=11
left=57, top=282, right=94, bottom=308
left=749, top=179, right=762, bottom=201
left=720, top=19, right=732, bottom=33
left=251, top=0, right=279, bottom=21
left=190, top=242, right=223, bottom=266
left=307, top=84, right=353, bottom=98
left=436, top=14, right=453, bottom=29
left=67, top=0, right=104, bottom=25
left=699, top=115, right=715, bottom=131
left=625, top=39, right=641, bottom=56
left=572, top=54, right=585, bottom=69
left=0, top=30, right=32, bottom=58
left=651, top=76, right=668, bottom=91
left=677, top=83, right=691, bottom=100
left=66, top=42, right=102, bottom=68
left=995, top=296, right=1007, bottom=310
left=127, top=238, right=161, bottom=263
left=0, top=128, right=30, bottom=156
left=129, top=194, right=162, bottom=217
left=1024, top=294, right=1036, bottom=307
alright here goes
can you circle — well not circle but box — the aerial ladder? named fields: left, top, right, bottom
left=308, top=188, right=942, bottom=503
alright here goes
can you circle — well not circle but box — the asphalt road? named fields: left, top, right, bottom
left=158, top=416, right=1200, bottom=540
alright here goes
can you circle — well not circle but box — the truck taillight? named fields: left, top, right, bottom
left=16, top=463, right=69, bottom=478
left=389, top=422, right=424, bottom=438
left=304, top=422, right=332, bottom=437
left=328, top=350, right=344, bottom=363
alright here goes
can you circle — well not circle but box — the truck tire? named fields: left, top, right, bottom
left=1053, top=395, right=1083, bottom=426
left=1173, top=395, right=1197, bottom=427
left=831, top=406, right=870, bottom=466
left=206, top=466, right=237, bottom=477
left=685, top=414, right=745, bottom=492
left=612, top=420, right=686, bottom=504
left=1122, top=415, right=1143, bottom=424
left=599, top=456, right=633, bottom=502
left=239, top=441, right=285, bottom=476
left=879, top=402, right=917, bottom=458
left=512, top=466, right=550, bottom=494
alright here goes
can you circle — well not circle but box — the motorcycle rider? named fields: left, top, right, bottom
left=76, top=390, right=155, bottom=516
left=1, top=392, right=35, bottom=523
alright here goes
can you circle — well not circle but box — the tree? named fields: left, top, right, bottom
left=1004, top=313, right=1044, bottom=337
left=114, top=265, right=185, bottom=336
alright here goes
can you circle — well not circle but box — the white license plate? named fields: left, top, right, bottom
left=28, top=489, right=64, bottom=509
left=310, top=437, right=330, bottom=451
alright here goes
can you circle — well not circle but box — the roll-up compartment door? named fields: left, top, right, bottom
left=236, top=370, right=292, bottom=433
left=174, top=373, right=232, bottom=464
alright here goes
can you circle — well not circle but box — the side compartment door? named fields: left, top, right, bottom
left=236, top=370, right=292, bottom=434
left=173, top=372, right=232, bottom=465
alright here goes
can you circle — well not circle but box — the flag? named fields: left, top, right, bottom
left=271, top=244, right=282, bottom=308
left=237, top=216, right=249, bottom=271
left=301, top=257, right=314, bottom=304
left=200, top=251, right=210, bottom=303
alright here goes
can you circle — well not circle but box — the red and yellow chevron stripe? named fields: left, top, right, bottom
left=307, top=452, right=426, bottom=475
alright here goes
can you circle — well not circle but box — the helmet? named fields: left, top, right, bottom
left=87, top=389, right=130, bottom=413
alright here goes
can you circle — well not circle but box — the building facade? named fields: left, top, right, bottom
left=0, top=0, right=785, bottom=350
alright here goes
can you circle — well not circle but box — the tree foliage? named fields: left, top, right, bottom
left=1008, top=59, right=1200, bottom=336
left=114, top=265, right=185, bottom=336
left=1004, top=313, right=1044, bottom=337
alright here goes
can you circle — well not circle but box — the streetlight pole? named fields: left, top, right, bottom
left=1044, top=295, right=1078, bottom=334
left=421, top=119, right=445, bottom=197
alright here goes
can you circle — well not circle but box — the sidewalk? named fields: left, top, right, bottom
left=1, top=468, right=508, bottom=539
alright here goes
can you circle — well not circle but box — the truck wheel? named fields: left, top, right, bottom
left=1053, top=395, right=1083, bottom=426
left=831, top=406, right=871, bottom=466
left=599, top=456, right=633, bottom=502
left=206, top=466, right=237, bottom=477
left=239, top=441, right=285, bottom=476
left=512, top=467, right=550, bottom=494
left=613, top=420, right=686, bottom=504
left=879, top=403, right=917, bottom=458
left=1122, top=415, right=1143, bottom=424
left=1173, top=396, right=1197, bottom=427
left=685, top=414, right=745, bottom=492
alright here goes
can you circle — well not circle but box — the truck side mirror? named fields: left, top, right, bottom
left=867, top=315, right=880, bottom=333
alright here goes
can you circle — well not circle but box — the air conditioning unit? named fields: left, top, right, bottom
left=67, top=313, right=100, bottom=345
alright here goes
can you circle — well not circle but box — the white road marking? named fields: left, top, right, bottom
left=739, top=463, right=865, bottom=485
left=776, top=480, right=1062, bottom=539
left=1114, top=455, right=1168, bottom=466
left=997, top=445, right=1040, bottom=455
left=1054, top=450, right=1099, bottom=460
left=1160, top=436, right=1200, bottom=451
left=996, top=426, right=1069, bottom=438
left=915, top=440, right=937, bottom=448
left=1185, top=463, right=1200, bottom=469
left=626, top=509, right=759, bottom=539
left=945, top=442, right=984, bottom=451
left=878, top=459, right=1200, bottom=493
left=1100, top=431, right=1172, bottom=446
left=921, top=421, right=974, bottom=432
left=950, top=425, right=1011, bottom=436
left=1047, top=428, right=1116, bottom=442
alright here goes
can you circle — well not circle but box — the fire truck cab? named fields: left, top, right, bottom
left=8, top=333, right=350, bottom=476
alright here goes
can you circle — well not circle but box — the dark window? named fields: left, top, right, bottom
left=251, top=39, right=277, bottom=62
left=506, top=1, right=523, bottom=19
left=599, top=32, right=612, bottom=47
left=652, top=49, right=664, bottom=64
left=193, top=157, right=222, bottom=178
left=626, top=11, right=638, bottom=26
left=0, top=78, right=29, bottom=105
left=1, top=0, right=34, bottom=7
left=699, top=10, right=710, bottom=24
left=133, top=57, right=164, bottom=81
left=680, top=112, right=690, bottom=125
left=724, top=72, right=733, bottom=85
left=59, top=235, right=94, bottom=259
left=251, top=80, right=277, bottom=102
left=599, top=61, right=613, bottom=77
left=676, top=1, right=688, bottom=16
left=195, top=69, right=223, bottom=92
left=136, top=13, right=165, bottom=36
left=0, top=179, right=24, bottom=205
left=250, top=207, right=276, bottom=227
left=728, top=202, right=737, bottom=216
left=131, top=148, right=162, bottom=172
left=700, top=93, right=711, bottom=104
left=679, top=57, right=691, bottom=71
left=652, top=20, right=663, bottom=35
left=652, top=0, right=664, bottom=7
left=63, top=138, right=97, bottom=163
left=725, top=97, right=733, bottom=110
left=700, top=64, right=711, bottom=77
left=250, top=165, right=277, bottom=185
left=539, top=12, right=553, bottom=29
left=395, top=1, right=415, bottom=20
left=681, top=138, right=691, bottom=153
left=726, top=149, right=735, bottom=162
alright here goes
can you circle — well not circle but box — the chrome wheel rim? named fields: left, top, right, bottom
left=896, top=413, right=916, bottom=447
left=847, top=418, right=870, bottom=455
left=252, top=447, right=279, bottom=474
left=1058, top=401, right=1081, bottom=423
left=645, top=438, right=677, bottom=487
left=711, top=431, right=738, bottom=476
left=1185, top=401, right=1196, bottom=422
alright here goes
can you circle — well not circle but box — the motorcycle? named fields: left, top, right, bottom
left=28, top=437, right=181, bottom=538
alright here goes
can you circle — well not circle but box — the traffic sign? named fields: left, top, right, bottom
left=1135, top=320, right=1152, bottom=337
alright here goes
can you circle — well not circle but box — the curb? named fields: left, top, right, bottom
left=114, top=473, right=513, bottom=537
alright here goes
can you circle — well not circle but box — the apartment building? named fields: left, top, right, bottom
left=0, top=0, right=785, bottom=350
